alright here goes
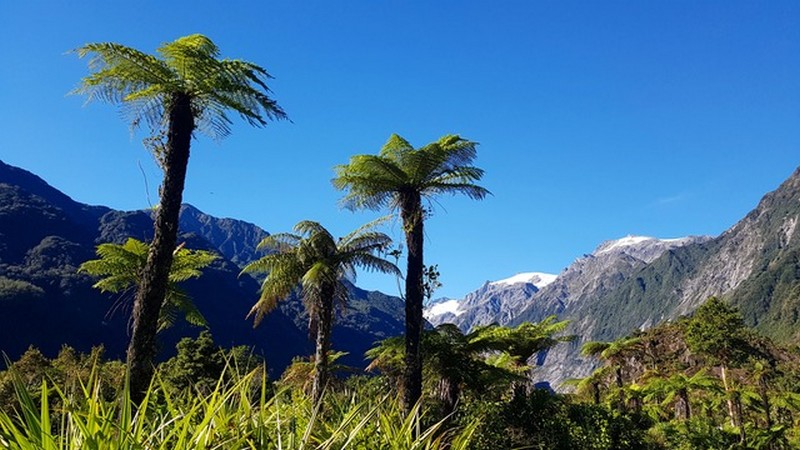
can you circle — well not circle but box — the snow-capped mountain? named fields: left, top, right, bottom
left=490, top=272, right=558, bottom=288
left=424, top=271, right=558, bottom=331
left=593, top=235, right=703, bottom=262
left=423, top=234, right=712, bottom=388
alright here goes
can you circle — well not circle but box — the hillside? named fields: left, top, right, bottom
left=0, top=160, right=405, bottom=374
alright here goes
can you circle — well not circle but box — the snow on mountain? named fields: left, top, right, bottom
left=424, top=299, right=463, bottom=319
left=594, top=235, right=654, bottom=254
left=490, top=272, right=558, bottom=289
left=593, top=235, right=706, bottom=263
left=424, top=272, right=557, bottom=321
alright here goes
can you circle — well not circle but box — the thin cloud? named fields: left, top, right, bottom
left=652, top=193, right=690, bottom=206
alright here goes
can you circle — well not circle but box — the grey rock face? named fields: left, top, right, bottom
left=425, top=235, right=711, bottom=390
left=426, top=281, right=541, bottom=331
left=518, top=236, right=712, bottom=388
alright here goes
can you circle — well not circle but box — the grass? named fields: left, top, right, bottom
left=0, top=364, right=477, bottom=449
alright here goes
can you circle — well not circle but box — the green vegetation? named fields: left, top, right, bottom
left=334, top=134, right=489, bottom=414
left=0, top=350, right=477, bottom=449
left=577, top=297, right=800, bottom=449
left=243, top=219, right=399, bottom=405
left=366, top=318, right=573, bottom=415
left=3, top=300, right=800, bottom=448
left=79, top=238, right=218, bottom=331
left=74, top=33, right=287, bottom=401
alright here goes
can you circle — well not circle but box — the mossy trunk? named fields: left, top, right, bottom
left=311, top=293, right=334, bottom=406
left=127, top=93, right=194, bottom=404
left=400, top=190, right=424, bottom=417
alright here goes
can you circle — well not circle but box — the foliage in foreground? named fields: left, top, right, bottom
left=0, top=363, right=477, bottom=449
left=4, top=302, right=800, bottom=449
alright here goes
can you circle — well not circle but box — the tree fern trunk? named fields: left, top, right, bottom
left=311, top=293, right=333, bottom=405
left=401, top=190, right=424, bottom=416
left=127, top=93, right=194, bottom=404
left=438, top=376, right=460, bottom=416
left=720, top=364, right=736, bottom=427
left=759, top=378, right=773, bottom=429
left=676, top=388, right=690, bottom=421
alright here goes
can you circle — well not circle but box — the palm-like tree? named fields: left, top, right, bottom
left=333, top=134, right=489, bottom=413
left=581, top=337, right=641, bottom=388
left=74, top=34, right=287, bottom=400
left=78, top=238, right=217, bottom=331
left=366, top=318, right=570, bottom=414
left=581, top=336, right=642, bottom=412
left=643, top=370, right=720, bottom=421
left=243, top=220, right=398, bottom=404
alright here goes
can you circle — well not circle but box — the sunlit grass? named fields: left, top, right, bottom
left=0, top=363, right=476, bottom=449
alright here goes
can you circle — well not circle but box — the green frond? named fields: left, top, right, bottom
left=254, top=232, right=302, bottom=252
left=302, top=262, right=336, bottom=289
left=581, top=341, right=611, bottom=357
left=168, top=248, right=218, bottom=283
left=338, top=235, right=394, bottom=259
left=242, top=252, right=302, bottom=276
left=79, top=238, right=214, bottom=331
left=346, top=254, right=401, bottom=277
left=333, top=155, right=408, bottom=211
left=246, top=293, right=283, bottom=326
left=165, top=289, right=208, bottom=329
left=293, top=220, right=329, bottom=238
left=333, top=133, right=488, bottom=216
left=337, top=215, right=393, bottom=247
left=74, top=34, right=287, bottom=140
left=245, top=218, right=398, bottom=332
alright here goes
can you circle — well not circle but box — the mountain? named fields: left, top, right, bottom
left=591, top=167, right=800, bottom=343
left=520, top=168, right=800, bottom=388
left=424, top=272, right=557, bottom=331
left=0, top=160, right=406, bottom=374
left=511, top=235, right=712, bottom=387
left=423, top=234, right=713, bottom=389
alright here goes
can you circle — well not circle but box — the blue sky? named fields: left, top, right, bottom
left=1, top=1, right=798, bottom=299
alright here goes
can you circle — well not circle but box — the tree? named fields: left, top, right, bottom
left=278, top=351, right=354, bottom=395
left=643, top=370, right=720, bottom=421
left=366, top=318, right=571, bottom=415
left=685, top=297, right=749, bottom=440
left=581, top=337, right=641, bottom=389
left=243, top=220, right=398, bottom=404
left=581, top=336, right=641, bottom=411
left=74, top=34, right=287, bottom=401
left=79, top=238, right=217, bottom=331
left=333, top=134, right=489, bottom=413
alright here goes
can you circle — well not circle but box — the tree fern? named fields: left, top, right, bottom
left=79, top=238, right=217, bottom=331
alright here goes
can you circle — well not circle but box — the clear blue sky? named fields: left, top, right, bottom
left=1, top=1, right=798, bottom=299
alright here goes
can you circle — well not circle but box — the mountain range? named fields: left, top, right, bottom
left=0, top=160, right=405, bottom=375
left=425, top=168, right=800, bottom=388
left=5, top=159, right=800, bottom=389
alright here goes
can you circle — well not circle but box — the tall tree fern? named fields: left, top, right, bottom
left=334, top=134, right=489, bottom=414
left=243, top=219, right=399, bottom=404
left=73, top=34, right=287, bottom=401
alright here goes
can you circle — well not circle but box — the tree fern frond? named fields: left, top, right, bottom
left=166, top=289, right=208, bottom=328
left=74, top=34, right=287, bottom=140
left=337, top=215, right=392, bottom=247
left=79, top=238, right=214, bottom=331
